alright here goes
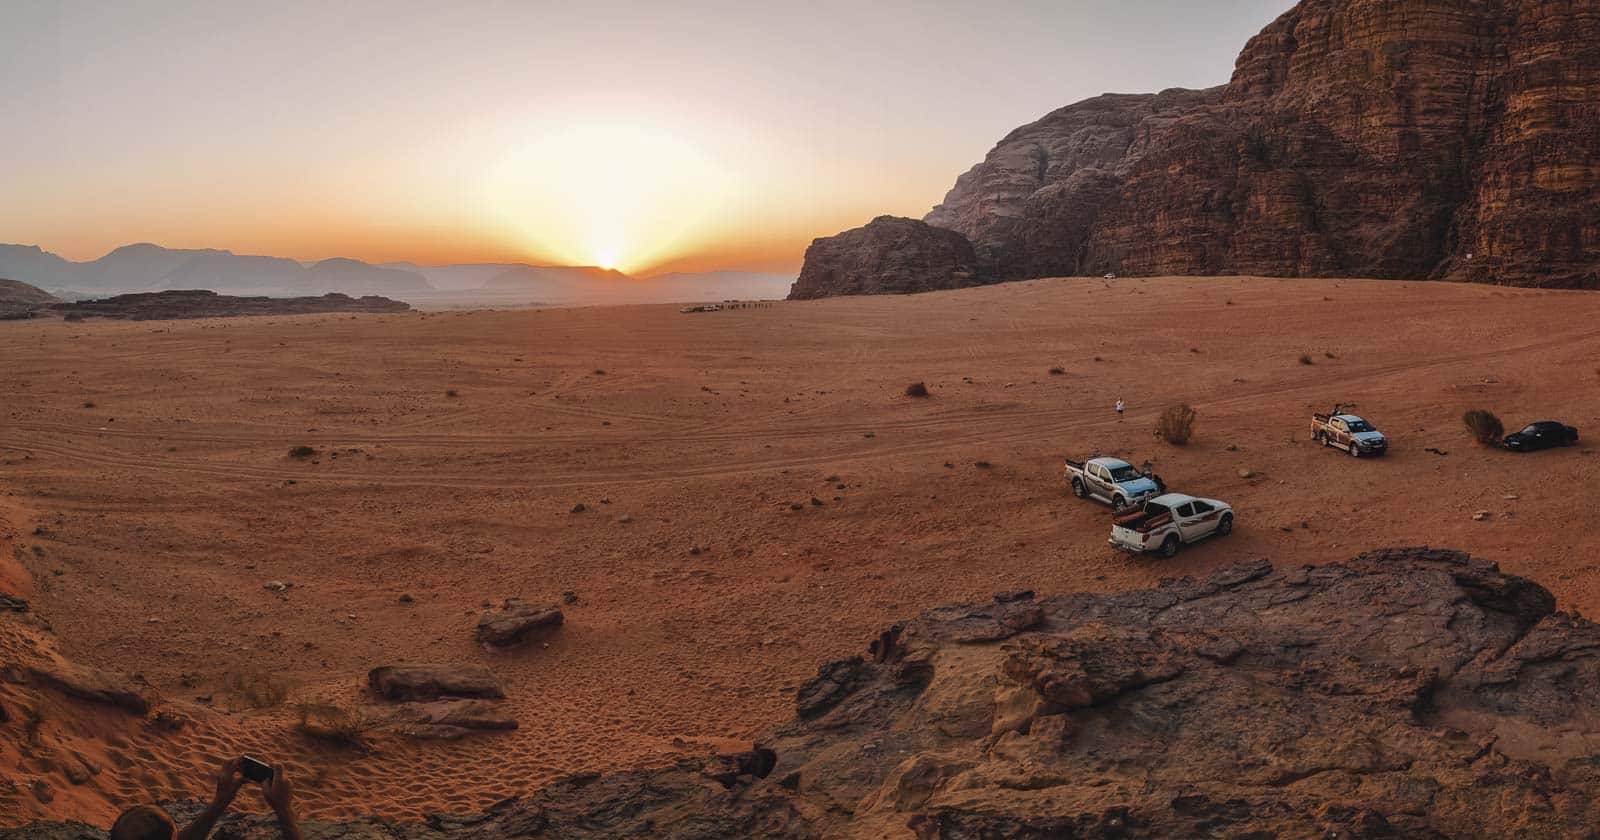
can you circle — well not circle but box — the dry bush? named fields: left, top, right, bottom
left=1298, top=354, right=1315, bottom=366
left=1157, top=404, right=1199, bottom=446
left=905, top=382, right=930, bottom=398
left=286, top=445, right=317, bottom=459
left=224, top=669, right=292, bottom=711
left=295, top=701, right=372, bottom=746
left=1048, top=367, right=1066, bottom=376
left=445, top=389, right=459, bottom=398
left=1463, top=409, right=1504, bottom=445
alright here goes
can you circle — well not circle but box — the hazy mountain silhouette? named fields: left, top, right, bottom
left=0, top=243, right=793, bottom=305
left=0, top=242, right=430, bottom=297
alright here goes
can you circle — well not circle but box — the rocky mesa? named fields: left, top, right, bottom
left=48, top=290, right=411, bottom=321
left=19, top=547, right=1600, bottom=837
left=790, top=0, right=1600, bottom=299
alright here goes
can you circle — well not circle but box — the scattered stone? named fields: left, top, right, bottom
left=1503, top=494, right=1520, bottom=501
left=263, top=581, right=290, bottom=592
left=1473, top=511, right=1492, bottom=521
left=571, top=503, right=587, bottom=514
left=789, top=503, right=804, bottom=511
left=617, top=513, right=634, bottom=524
left=1238, top=469, right=1256, bottom=479
left=475, top=600, right=565, bottom=648
left=0, top=593, right=28, bottom=612
left=398, top=593, right=415, bottom=604
left=389, top=699, right=519, bottom=740
left=562, top=591, right=579, bottom=605
left=810, top=497, right=825, bottom=507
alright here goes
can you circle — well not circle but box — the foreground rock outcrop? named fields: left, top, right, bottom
left=49, top=290, right=410, bottom=320
left=794, top=0, right=1600, bottom=298
left=23, top=547, right=1600, bottom=837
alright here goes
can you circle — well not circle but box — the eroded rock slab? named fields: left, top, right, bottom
left=475, top=600, right=564, bottom=648
left=366, top=664, right=505, bottom=702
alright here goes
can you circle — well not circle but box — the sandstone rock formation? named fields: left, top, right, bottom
left=366, top=664, right=506, bottom=702
left=475, top=600, right=564, bottom=648
left=787, top=216, right=983, bottom=300
left=49, top=290, right=410, bottom=320
left=795, top=0, right=1600, bottom=299
left=26, top=547, right=1600, bottom=837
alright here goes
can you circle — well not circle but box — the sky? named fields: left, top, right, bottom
left=0, top=0, right=1292, bottom=276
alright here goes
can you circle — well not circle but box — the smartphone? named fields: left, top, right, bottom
left=240, top=756, right=273, bottom=783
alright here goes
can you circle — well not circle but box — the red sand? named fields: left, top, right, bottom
left=3, top=275, right=1599, bottom=823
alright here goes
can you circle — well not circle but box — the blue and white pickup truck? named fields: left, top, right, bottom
left=1064, top=457, right=1162, bottom=510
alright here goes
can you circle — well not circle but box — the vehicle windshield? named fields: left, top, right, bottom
left=1522, top=425, right=1542, bottom=435
left=1109, top=465, right=1143, bottom=482
left=1345, top=419, right=1374, bottom=433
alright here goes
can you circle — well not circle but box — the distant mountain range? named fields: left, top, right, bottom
left=0, top=243, right=794, bottom=305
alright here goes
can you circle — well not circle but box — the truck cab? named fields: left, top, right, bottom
left=1065, top=456, right=1161, bottom=510
left=1311, top=411, right=1388, bottom=457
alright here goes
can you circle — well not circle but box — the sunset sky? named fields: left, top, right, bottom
left=2, top=0, right=1290, bottom=276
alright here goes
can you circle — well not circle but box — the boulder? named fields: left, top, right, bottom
left=787, top=216, right=983, bottom=300
left=475, top=600, right=564, bottom=647
left=387, top=699, right=519, bottom=740
left=367, top=664, right=505, bottom=702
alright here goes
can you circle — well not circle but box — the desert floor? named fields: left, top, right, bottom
left=3, top=275, right=1599, bottom=823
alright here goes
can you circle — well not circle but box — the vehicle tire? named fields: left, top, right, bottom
left=1347, top=442, right=1360, bottom=458
left=1112, top=494, right=1128, bottom=511
left=1160, top=535, right=1181, bottom=558
left=1568, top=431, right=1580, bottom=446
left=1071, top=478, right=1087, bottom=499
left=1316, top=432, right=1327, bottom=447
left=1216, top=513, right=1234, bottom=536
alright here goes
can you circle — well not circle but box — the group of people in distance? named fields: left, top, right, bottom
left=110, top=759, right=300, bottom=840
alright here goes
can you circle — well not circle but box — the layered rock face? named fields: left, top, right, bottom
left=786, top=216, right=982, bottom=300
left=25, top=548, right=1600, bottom=837
left=795, top=0, right=1600, bottom=298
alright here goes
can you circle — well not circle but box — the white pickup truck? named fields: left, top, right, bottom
left=1109, top=493, right=1234, bottom=558
left=1065, top=457, right=1162, bottom=510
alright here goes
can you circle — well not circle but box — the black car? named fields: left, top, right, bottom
left=1503, top=421, right=1579, bottom=452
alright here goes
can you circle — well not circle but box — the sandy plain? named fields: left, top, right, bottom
left=3, top=275, right=1599, bottom=823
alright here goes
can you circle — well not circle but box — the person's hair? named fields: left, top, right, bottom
left=111, top=806, right=177, bottom=840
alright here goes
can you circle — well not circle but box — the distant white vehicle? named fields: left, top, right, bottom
left=1104, top=273, right=1118, bottom=279
left=1109, top=493, right=1234, bottom=557
left=678, top=304, right=722, bottom=314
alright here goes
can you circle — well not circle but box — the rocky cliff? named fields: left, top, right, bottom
left=793, top=0, right=1600, bottom=298
left=21, top=548, right=1600, bottom=837
left=0, top=279, right=60, bottom=320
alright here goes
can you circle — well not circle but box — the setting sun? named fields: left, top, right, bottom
left=485, top=119, right=734, bottom=274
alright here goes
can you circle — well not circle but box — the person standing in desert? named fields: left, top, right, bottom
left=1115, top=398, right=1126, bottom=419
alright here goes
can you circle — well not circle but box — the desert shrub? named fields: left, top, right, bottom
left=1157, top=404, right=1198, bottom=446
left=224, top=669, right=292, bottom=711
left=295, top=701, right=371, bottom=746
left=445, top=389, right=459, bottom=398
left=1463, top=409, right=1504, bottom=445
left=1324, top=351, right=1337, bottom=359
left=974, top=460, right=993, bottom=469
left=1298, top=354, right=1315, bottom=366
left=1048, top=367, right=1065, bottom=376
left=905, top=382, right=930, bottom=398
left=63, top=313, right=84, bottom=322
left=287, top=445, right=317, bottom=459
